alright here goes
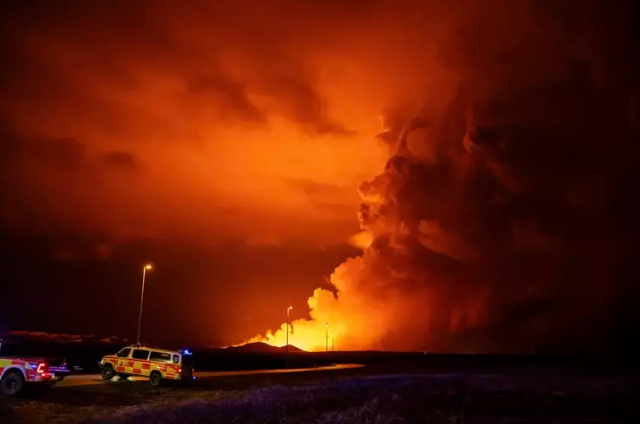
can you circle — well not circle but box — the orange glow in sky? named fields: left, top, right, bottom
left=3, top=0, right=636, bottom=353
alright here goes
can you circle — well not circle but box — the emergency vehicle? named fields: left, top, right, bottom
left=98, top=345, right=194, bottom=386
left=0, top=338, right=70, bottom=396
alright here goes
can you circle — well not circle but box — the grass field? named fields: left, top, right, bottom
left=2, top=364, right=638, bottom=424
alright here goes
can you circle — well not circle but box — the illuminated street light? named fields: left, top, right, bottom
left=325, top=322, right=330, bottom=353
left=286, top=306, right=292, bottom=368
left=136, top=264, right=153, bottom=345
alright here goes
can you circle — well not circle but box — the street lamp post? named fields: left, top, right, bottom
left=136, top=264, right=153, bottom=346
left=286, top=306, right=292, bottom=369
left=325, top=323, right=329, bottom=353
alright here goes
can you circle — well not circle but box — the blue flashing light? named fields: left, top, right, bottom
left=182, top=349, right=192, bottom=356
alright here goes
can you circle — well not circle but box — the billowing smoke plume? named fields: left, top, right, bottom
left=247, top=0, right=640, bottom=353
left=2, top=0, right=639, bottom=350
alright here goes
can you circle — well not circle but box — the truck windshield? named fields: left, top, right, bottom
left=116, top=348, right=131, bottom=358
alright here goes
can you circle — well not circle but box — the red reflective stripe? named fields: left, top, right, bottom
left=127, top=359, right=179, bottom=365
left=141, top=363, right=151, bottom=370
left=0, top=367, right=4, bottom=375
left=107, top=356, right=181, bottom=367
left=133, top=369, right=142, bottom=374
left=116, top=366, right=125, bottom=372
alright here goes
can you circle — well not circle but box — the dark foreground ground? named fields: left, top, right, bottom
left=2, top=357, right=639, bottom=424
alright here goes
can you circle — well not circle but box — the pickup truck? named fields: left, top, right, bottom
left=0, top=338, right=70, bottom=396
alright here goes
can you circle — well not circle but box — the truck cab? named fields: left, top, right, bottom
left=0, top=338, right=70, bottom=396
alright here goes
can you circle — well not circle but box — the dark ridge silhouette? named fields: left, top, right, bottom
left=277, top=344, right=305, bottom=353
left=225, top=342, right=306, bottom=353
left=2, top=330, right=129, bottom=344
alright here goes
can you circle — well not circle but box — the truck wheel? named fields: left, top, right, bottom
left=149, top=371, right=163, bottom=387
left=100, top=365, right=115, bottom=381
left=1, top=370, right=25, bottom=396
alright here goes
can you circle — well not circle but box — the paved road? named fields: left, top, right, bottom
left=56, top=363, right=364, bottom=387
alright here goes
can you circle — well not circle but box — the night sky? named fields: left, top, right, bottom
left=1, top=0, right=640, bottom=353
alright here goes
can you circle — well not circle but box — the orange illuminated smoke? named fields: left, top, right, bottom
left=243, top=255, right=403, bottom=352
left=240, top=119, right=397, bottom=351
left=240, top=108, right=488, bottom=352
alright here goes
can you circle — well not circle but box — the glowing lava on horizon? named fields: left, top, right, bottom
left=243, top=256, right=396, bottom=352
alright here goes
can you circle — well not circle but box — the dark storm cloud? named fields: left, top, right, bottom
left=0, top=0, right=345, bottom=134
left=0, top=0, right=386, bottom=246
left=0, top=122, right=85, bottom=171
left=260, top=76, right=352, bottom=136
left=0, top=129, right=141, bottom=236
left=98, top=151, right=139, bottom=171
left=185, top=74, right=266, bottom=124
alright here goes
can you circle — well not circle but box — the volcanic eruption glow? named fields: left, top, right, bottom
left=243, top=0, right=640, bottom=353
left=246, top=257, right=401, bottom=352
left=245, top=109, right=492, bottom=352
left=2, top=0, right=639, bottom=352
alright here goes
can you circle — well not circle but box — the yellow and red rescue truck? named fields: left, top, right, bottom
left=0, top=338, right=70, bottom=396
left=99, top=345, right=194, bottom=386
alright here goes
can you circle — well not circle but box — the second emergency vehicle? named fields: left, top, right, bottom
left=99, top=345, right=194, bottom=386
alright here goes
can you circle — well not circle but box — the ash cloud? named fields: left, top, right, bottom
left=0, top=0, right=389, bottom=246
left=352, top=0, right=640, bottom=352
left=185, top=74, right=266, bottom=124
left=1, top=0, right=639, bottom=350
left=98, top=151, right=139, bottom=172
left=246, top=0, right=640, bottom=353
left=0, top=122, right=142, bottom=236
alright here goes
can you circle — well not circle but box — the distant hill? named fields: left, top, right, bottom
left=225, top=342, right=306, bottom=353
left=1, top=331, right=307, bottom=353
left=2, top=331, right=129, bottom=345
left=277, top=344, right=305, bottom=353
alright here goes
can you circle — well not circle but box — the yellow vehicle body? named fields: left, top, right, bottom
left=99, top=346, right=193, bottom=384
